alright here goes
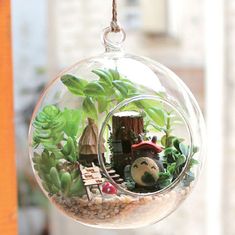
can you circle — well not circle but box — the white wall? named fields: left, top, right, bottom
left=11, top=0, right=48, bottom=169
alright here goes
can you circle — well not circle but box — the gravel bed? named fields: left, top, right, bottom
left=51, top=185, right=193, bottom=228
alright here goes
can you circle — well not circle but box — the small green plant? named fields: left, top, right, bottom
left=33, top=150, right=85, bottom=196
left=33, top=105, right=82, bottom=160
left=32, top=105, right=86, bottom=196
left=157, top=138, right=199, bottom=189
left=33, top=106, right=65, bottom=153
left=60, top=69, right=166, bottom=128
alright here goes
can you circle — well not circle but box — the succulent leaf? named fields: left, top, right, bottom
left=60, top=74, right=88, bottom=96
left=33, top=105, right=65, bottom=148
left=61, top=172, right=72, bottom=195
left=70, top=176, right=85, bottom=196
left=50, top=167, right=61, bottom=189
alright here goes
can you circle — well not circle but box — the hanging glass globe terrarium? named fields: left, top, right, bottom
left=28, top=0, right=206, bottom=229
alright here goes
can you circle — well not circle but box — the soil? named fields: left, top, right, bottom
left=51, top=184, right=193, bottom=228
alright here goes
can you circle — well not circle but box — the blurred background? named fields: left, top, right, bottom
left=12, top=0, right=233, bottom=234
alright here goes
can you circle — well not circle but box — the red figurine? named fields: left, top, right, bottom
left=102, top=182, right=117, bottom=195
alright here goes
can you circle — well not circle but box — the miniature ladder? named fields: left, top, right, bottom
left=79, top=163, right=105, bottom=200
left=105, top=166, right=124, bottom=184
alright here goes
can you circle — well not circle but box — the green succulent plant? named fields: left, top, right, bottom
left=33, top=105, right=65, bottom=150
left=33, top=150, right=60, bottom=194
left=32, top=105, right=86, bottom=197
left=33, top=150, right=85, bottom=196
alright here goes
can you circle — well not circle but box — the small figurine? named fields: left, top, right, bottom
left=131, top=157, right=160, bottom=187
left=102, top=182, right=117, bottom=195
left=79, top=118, right=106, bottom=166
left=131, top=136, right=164, bottom=171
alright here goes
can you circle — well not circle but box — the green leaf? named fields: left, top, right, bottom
left=109, top=69, right=120, bottom=80
left=179, top=143, right=189, bottom=157
left=42, top=105, right=60, bottom=117
left=92, top=69, right=113, bottom=86
left=157, top=171, right=173, bottom=189
left=61, top=142, right=70, bottom=156
left=66, top=137, right=77, bottom=162
left=82, top=97, right=98, bottom=120
left=71, top=169, right=79, bottom=180
left=61, top=74, right=88, bottom=95
left=167, top=163, right=176, bottom=174
left=173, top=138, right=181, bottom=151
left=161, top=135, right=166, bottom=146
left=33, top=105, right=65, bottom=148
left=32, top=153, right=41, bottom=164
left=159, top=179, right=172, bottom=188
left=189, top=158, right=199, bottom=168
left=145, top=107, right=165, bottom=127
left=83, top=81, right=106, bottom=97
left=136, top=100, right=162, bottom=109
left=70, top=176, right=85, bottom=196
left=112, top=80, right=128, bottom=96
left=98, top=80, right=114, bottom=95
left=51, top=185, right=60, bottom=194
left=97, top=97, right=108, bottom=113
left=114, top=89, right=122, bottom=100
left=158, top=171, right=172, bottom=180
left=176, top=154, right=186, bottom=167
left=61, top=172, right=72, bottom=195
left=50, top=167, right=61, bottom=189
left=62, top=108, right=83, bottom=137
left=161, top=135, right=175, bottom=147
left=193, top=146, right=199, bottom=154
left=164, top=147, right=174, bottom=155
left=121, top=79, right=136, bottom=91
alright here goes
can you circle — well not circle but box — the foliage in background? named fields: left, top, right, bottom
left=18, top=172, right=48, bottom=208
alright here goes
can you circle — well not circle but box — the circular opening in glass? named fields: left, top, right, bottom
left=98, top=95, right=193, bottom=196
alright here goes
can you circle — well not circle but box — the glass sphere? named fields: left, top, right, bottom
left=28, top=49, right=205, bottom=229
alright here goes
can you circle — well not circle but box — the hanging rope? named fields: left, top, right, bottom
left=110, top=0, right=121, bottom=32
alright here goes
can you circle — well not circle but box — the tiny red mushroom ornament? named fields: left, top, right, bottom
left=102, top=182, right=117, bottom=195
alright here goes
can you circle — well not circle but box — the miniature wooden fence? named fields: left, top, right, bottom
left=0, top=0, right=18, bottom=234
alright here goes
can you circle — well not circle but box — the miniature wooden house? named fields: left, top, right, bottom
left=79, top=118, right=106, bottom=166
